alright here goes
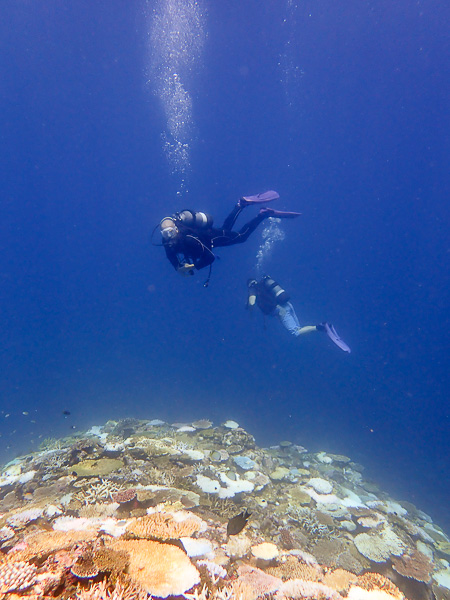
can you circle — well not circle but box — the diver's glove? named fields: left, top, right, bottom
left=177, top=263, right=195, bottom=276
left=247, top=294, right=256, bottom=308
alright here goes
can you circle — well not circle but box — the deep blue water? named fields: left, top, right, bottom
left=1, top=1, right=448, bottom=530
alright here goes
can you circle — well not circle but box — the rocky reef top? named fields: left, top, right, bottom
left=0, top=418, right=449, bottom=599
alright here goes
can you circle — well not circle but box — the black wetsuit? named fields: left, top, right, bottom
left=163, top=204, right=267, bottom=271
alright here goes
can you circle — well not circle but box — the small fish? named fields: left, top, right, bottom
left=70, top=425, right=76, bottom=429
left=62, top=410, right=71, bottom=416
left=227, top=509, right=252, bottom=536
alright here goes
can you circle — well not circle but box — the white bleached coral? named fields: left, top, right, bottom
left=53, top=516, right=101, bottom=532
left=308, top=477, right=333, bottom=494
left=196, top=474, right=221, bottom=494
left=433, top=567, right=450, bottom=590
left=181, top=537, right=213, bottom=558
left=276, top=578, right=343, bottom=599
left=195, top=472, right=254, bottom=498
left=251, top=542, right=279, bottom=561
left=354, top=527, right=406, bottom=562
left=316, top=451, right=333, bottom=464
left=0, top=469, right=36, bottom=487
left=7, top=508, right=43, bottom=528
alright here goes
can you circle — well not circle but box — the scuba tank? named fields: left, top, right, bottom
left=261, top=276, right=290, bottom=305
left=175, top=210, right=214, bottom=229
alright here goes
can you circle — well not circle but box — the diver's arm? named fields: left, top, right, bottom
left=177, top=263, right=194, bottom=276
left=164, top=244, right=194, bottom=275
left=164, top=244, right=181, bottom=271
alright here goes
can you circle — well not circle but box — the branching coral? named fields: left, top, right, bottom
left=75, top=479, right=123, bottom=505
left=75, top=577, right=147, bottom=599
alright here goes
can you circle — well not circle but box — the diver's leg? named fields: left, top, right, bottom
left=233, top=212, right=267, bottom=243
left=212, top=211, right=268, bottom=247
left=276, top=302, right=302, bottom=336
left=297, top=326, right=318, bottom=335
left=221, top=203, right=244, bottom=231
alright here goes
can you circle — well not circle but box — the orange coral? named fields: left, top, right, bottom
left=110, top=539, right=200, bottom=597
left=266, top=556, right=323, bottom=582
left=322, top=568, right=359, bottom=593
left=356, top=572, right=403, bottom=599
left=16, top=530, right=95, bottom=561
left=126, top=511, right=201, bottom=540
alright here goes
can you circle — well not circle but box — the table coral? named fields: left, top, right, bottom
left=126, top=511, right=201, bottom=540
left=110, top=538, right=200, bottom=597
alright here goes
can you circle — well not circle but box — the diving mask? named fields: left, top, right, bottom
left=160, top=217, right=178, bottom=241
left=161, top=226, right=177, bottom=241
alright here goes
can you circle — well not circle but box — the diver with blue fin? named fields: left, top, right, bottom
left=247, top=276, right=351, bottom=353
left=155, top=191, right=301, bottom=286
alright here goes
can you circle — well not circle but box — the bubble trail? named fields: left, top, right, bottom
left=255, top=218, right=286, bottom=276
left=147, top=0, right=206, bottom=194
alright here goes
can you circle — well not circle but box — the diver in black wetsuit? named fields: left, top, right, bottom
left=157, top=191, right=300, bottom=282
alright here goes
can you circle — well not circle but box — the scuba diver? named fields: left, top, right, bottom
left=155, top=191, right=301, bottom=285
left=247, top=276, right=351, bottom=353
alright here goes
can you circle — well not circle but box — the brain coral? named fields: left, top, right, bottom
left=110, top=539, right=200, bottom=597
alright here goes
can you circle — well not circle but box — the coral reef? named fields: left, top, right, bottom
left=0, top=417, right=448, bottom=599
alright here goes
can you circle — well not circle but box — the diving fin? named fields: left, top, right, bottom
left=260, top=208, right=302, bottom=218
left=241, top=190, right=280, bottom=204
left=322, top=323, right=351, bottom=353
